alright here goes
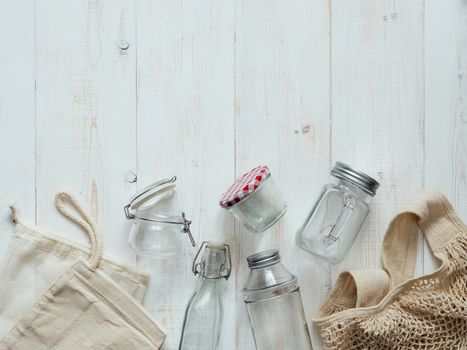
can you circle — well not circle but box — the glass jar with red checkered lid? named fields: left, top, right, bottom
left=219, top=165, right=287, bottom=233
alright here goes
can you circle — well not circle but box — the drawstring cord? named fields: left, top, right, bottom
left=9, top=205, right=19, bottom=224
left=55, top=192, right=103, bottom=271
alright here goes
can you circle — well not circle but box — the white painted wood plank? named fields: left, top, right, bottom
left=0, top=0, right=36, bottom=257
left=330, top=0, right=425, bottom=278
left=424, top=0, right=467, bottom=272
left=135, top=1, right=235, bottom=349
left=2, top=2, right=466, bottom=350
left=35, top=0, right=137, bottom=264
left=234, top=1, right=331, bottom=348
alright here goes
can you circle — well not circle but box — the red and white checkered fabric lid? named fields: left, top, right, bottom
left=219, top=165, right=271, bottom=208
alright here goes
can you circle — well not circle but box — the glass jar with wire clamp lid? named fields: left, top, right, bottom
left=124, top=176, right=196, bottom=258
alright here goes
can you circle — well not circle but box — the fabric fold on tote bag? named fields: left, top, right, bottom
left=0, top=258, right=165, bottom=350
left=314, top=189, right=467, bottom=350
left=0, top=193, right=165, bottom=350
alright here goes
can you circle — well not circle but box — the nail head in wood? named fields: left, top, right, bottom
left=118, top=40, right=130, bottom=51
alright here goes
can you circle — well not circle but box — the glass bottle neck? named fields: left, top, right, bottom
left=190, top=274, right=222, bottom=306
left=199, top=246, right=226, bottom=279
left=195, top=275, right=222, bottom=288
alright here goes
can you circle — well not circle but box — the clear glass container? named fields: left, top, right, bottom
left=179, top=241, right=231, bottom=350
left=124, top=176, right=196, bottom=258
left=219, top=166, right=287, bottom=233
left=242, top=250, right=313, bottom=350
left=296, top=162, right=379, bottom=264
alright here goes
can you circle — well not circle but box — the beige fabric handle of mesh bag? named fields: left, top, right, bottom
left=314, top=189, right=467, bottom=350
left=381, top=189, right=466, bottom=287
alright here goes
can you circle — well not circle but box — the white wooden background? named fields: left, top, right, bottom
left=0, top=0, right=466, bottom=349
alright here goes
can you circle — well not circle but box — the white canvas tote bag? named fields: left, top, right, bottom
left=0, top=192, right=151, bottom=340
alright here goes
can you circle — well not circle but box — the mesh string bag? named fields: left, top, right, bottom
left=314, top=189, right=467, bottom=350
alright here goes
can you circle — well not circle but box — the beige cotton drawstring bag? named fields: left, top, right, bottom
left=0, top=192, right=149, bottom=339
left=314, top=189, right=467, bottom=350
left=0, top=192, right=166, bottom=349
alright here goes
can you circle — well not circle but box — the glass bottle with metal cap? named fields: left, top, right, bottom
left=124, top=176, right=196, bottom=258
left=296, top=161, right=380, bottom=264
left=242, top=250, right=313, bottom=350
left=179, top=241, right=231, bottom=350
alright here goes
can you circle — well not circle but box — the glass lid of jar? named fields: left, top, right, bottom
left=124, top=176, right=196, bottom=247
left=125, top=176, right=176, bottom=216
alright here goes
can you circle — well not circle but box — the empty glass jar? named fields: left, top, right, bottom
left=219, top=165, right=287, bottom=233
left=242, top=250, right=313, bottom=350
left=296, top=162, right=379, bottom=264
left=124, top=176, right=196, bottom=258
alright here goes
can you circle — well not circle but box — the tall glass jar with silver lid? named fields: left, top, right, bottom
left=242, top=250, right=313, bottom=350
left=296, top=161, right=380, bottom=264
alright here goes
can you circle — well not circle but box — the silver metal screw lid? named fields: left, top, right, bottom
left=247, top=250, right=280, bottom=269
left=331, top=161, right=380, bottom=196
